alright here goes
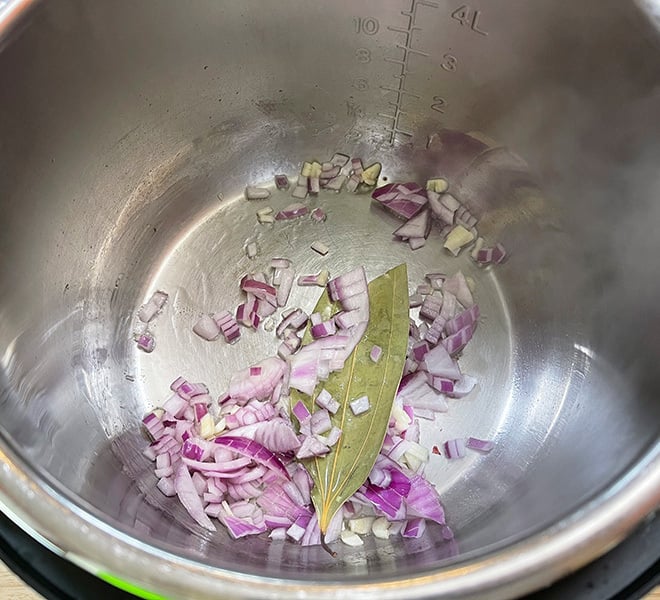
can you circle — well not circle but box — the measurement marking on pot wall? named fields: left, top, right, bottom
left=378, top=0, right=439, bottom=144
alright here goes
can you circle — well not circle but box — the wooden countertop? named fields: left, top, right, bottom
left=0, top=559, right=657, bottom=599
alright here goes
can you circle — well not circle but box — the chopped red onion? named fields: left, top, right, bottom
left=402, top=518, right=427, bottom=538
left=315, top=389, right=340, bottom=414
left=136, top=332, right=155, bottom=353
left=193, top=314, right=221, bottom=341
left=316, top=426, right=342, bottom=447
left=171, top=378, right=209, bottom=400
left=297, top=270, right=329, bottom=287
left=422, top=343, right=462, bottom=379
left=416, top=284, right=432, bottom=296
left=276, top=202, right=309, bottom=220
left=310, top=207, right=327, bottom=222
left=308, top=176, right=320, bottom=194
left=350, top=395, right=370, bottom=416
left=346, top=174, right=361, bottom=193
left=370, top=345, right=382, bottom=363
left=444, top=438, right=466, bottom=459
left=331, top=152, right=350, bottom=168
left=447, top=374, right=477, bottom=398
left=229, top=357, right=287, bottom=401
left=174, top=463, right=216, bottom=531
left=443, top=271, right=474, bottom=308
left=408, top=294, right=423, bottom=308
left=245, top=242, right=258, bottom=259
left=408, top=238, right=426, bottom=250
left=245, top=186, right=271, bottom=200
left=397, top=373, right=448, bottom=413
left=311, top=319, right=336, bottom=339
left=296, top=435, right=330, bottom=459
left=274, top=174, right=290, bottom=190
left=215, top=436, right=290, bottom=480
left=351, top=157, right=364, bottom=175
left=240, top=276, right=277, bottom=304
left=393, top=209, right=432, bottom=241
left=214, top=311, right=241, bottom=343
left=270, top=257, right=291, bottom=269
left=291, top=185, right=308, bottom=200
left=325, top=174, right=347, bottom=191
left=420, top=294, right=443, bottom=322
left=138, top=290, right=168, bottom=323
left=157, top=476, right=176, bottom=497
left=310, top=409, right=332, bottom=435
left=492, top=243, right=507, bottom=263
left=311, top=240, right=329, bottom=256
left=405, top=475, right=445, bottom=523
left=142, top=412, right=165, bottom=440
left=411, top=341, right=430, bottom=362
left=439, top=291, right=457, bottom=322
left=276, top=308, right=308, bottom=338
left=442, top=323, right=475, bottom=355
left=445, top=305, right=480, bottom=336
left=292, top=400, right=311, bottom=423
left=427, top=375, right=454, bottom=394
left=466, top=437, right=494, bottom=452
left=276, top=268, right=295, bottom=307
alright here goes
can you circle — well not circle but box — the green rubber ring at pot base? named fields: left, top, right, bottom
left=97, top=572, right=168, bottom=600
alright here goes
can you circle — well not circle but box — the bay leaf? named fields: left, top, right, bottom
left=290, top=263, right=409, bottom=535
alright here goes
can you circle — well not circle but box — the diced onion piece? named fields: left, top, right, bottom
left=350, top=395, right=370, bottom=415
left=402, top=518, right=426, bottom=538
left=311, top=241, right=329, bottom=256
left=291, top=185, right=308, bottom=199
left=420, top=294, right=443, bottom=322
left=466, top=437, right=494, bottom=452
left=370, top=345, right=382, bottom=363
left=409, top=237, right=426, bottom=250
left=315, top=389, right=340, bottom=414
left=409, top=294, right=423, bottom=308
left=443, top=271, right=474, bottom=308
left=270, top=257, right=291, bottom=269
left=351, top=158, right=364, bottom=175
left=276, top=202, right=309, bottom=220
left=245, top=242, right=258, bottom=259
left=274, top=175, right=289, bottom=190
left=245, top=186, right=270, bottom=200
left=444, top=438, right=466, bottom=459
left=276, top=268, right=295, bottom=307
left=214, top=311, right=241, bottom=343
left=136, top=332, right=155, bottom=353
left=310, top=207, right=327, bottom=222
left=331, top=152, right=350, bottom=167
left=325, top=174, right=347, bottom=191
left=309, top=176, right=320, bottom=194
left=393, top=209, right=432, bottom=240
left=471, top=236, right=485, bottom=261
left=346, top=174, right=361, bottom=193
left=193, top=314, right=221, bottom=341
left=310, top=409, right=332, bottom=435
left=444, top=225, right=475, bottom=256
left=297, top=270, right=330, bottom=287
left=295, top=435, right=330, bottom=459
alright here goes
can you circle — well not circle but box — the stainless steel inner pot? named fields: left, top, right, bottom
left=0, top=1, right=659, bottom=598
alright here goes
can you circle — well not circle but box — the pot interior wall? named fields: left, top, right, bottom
left=0, top=0, right=659, bottom=580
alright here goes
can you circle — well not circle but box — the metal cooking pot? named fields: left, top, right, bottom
left=0, top=1, right=659, bottom=598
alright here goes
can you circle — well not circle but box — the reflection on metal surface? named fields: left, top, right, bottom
left=0, top=0, right=658, bottom=599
